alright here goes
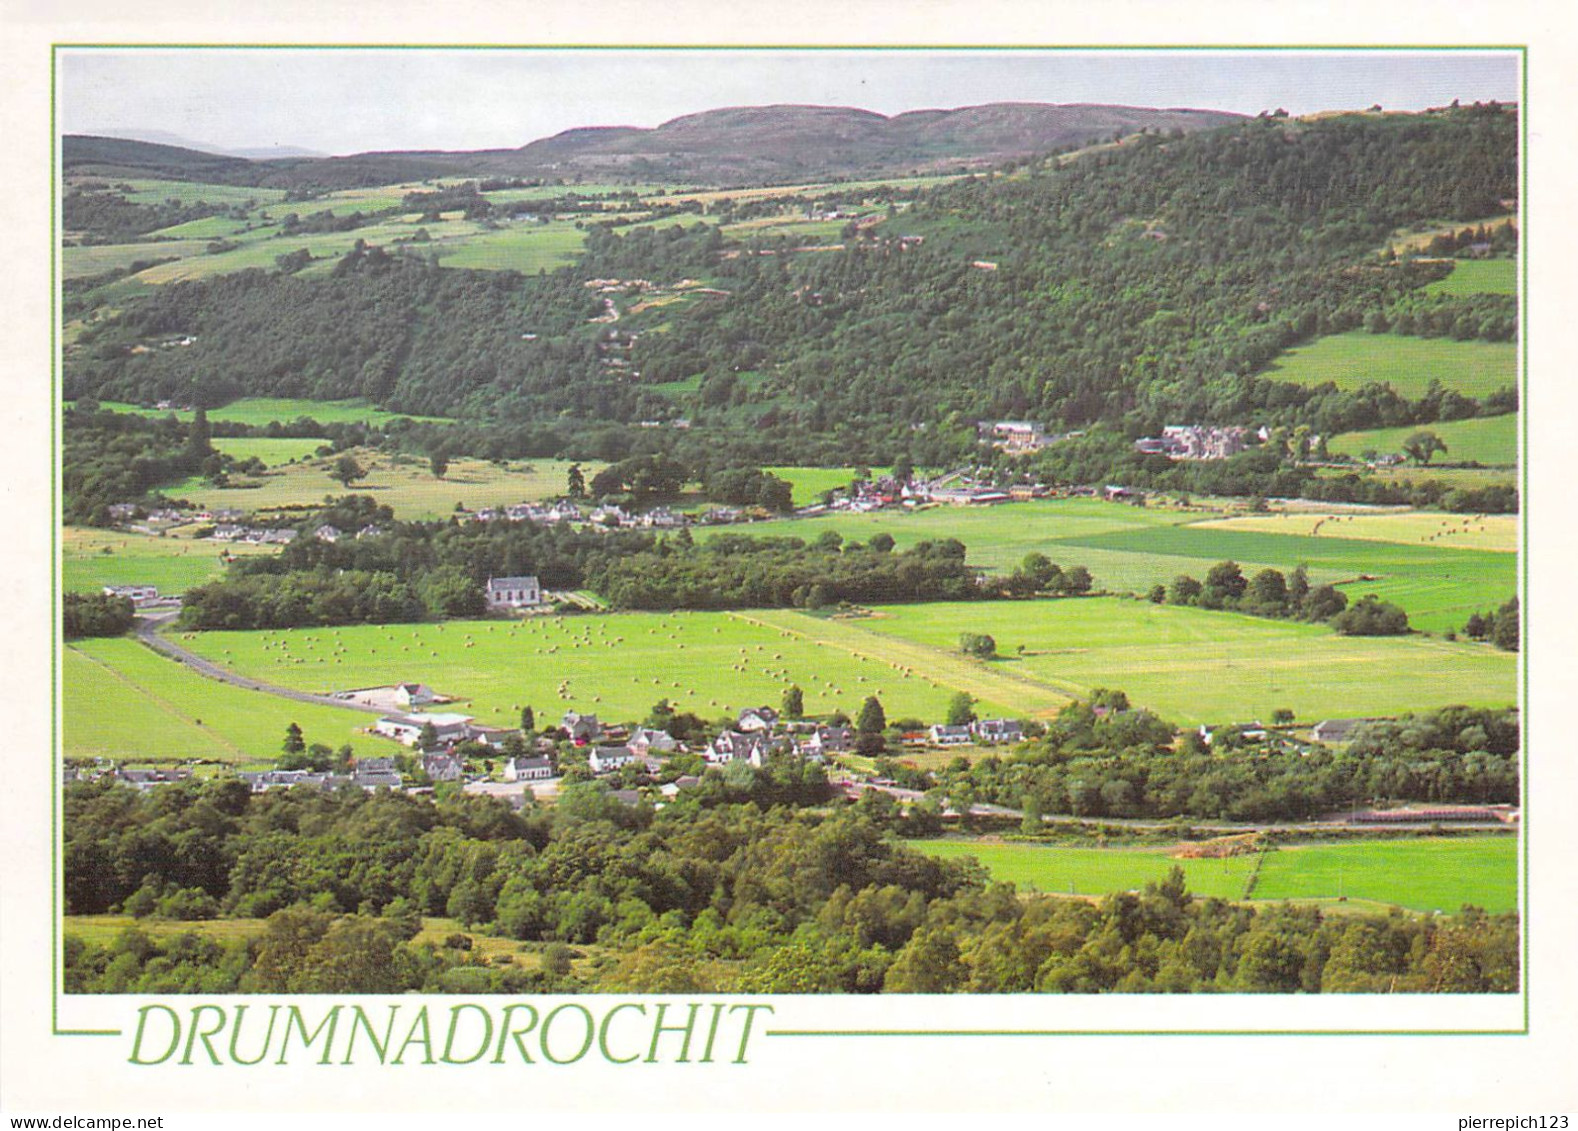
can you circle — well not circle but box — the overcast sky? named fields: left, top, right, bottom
left=58, top=48, right=1521, bottom=156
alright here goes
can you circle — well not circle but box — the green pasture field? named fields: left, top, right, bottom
left=1044, top=520, right=1514, bottom=634
left=169, top=608, right=1031, bottom=731
left=763, top=466, right=895, bottom=507
left=1326, top=413, right=1518, bottom=467
left=86, top=397, right=452, bottom=427
left=720, top=217, right=849, bottom=241
left=716, top=497, right=1189, bottom=571
left=850, top=598, right=1516, bottom=725
left=211, top=437, right=327, bottom=467
left=718, top=497, right=1514, bottom=634
left=163, top=451, right=600, bottom=521
left=1189, top=510, right=1516, bottom=555
left=1421, top=258, right=1518, bottom=296
left=143, top=215, right=257, bottom=240
left=1252, top=837, right=1517, bottom=914
left=133, top=218, right=476, bottom=284
left=62, top=527, right=277, bottom=594
left=65, top=639, right=386, bottom=763
left=61, top=240, right=214, bottom=280
left=432, top=222, right=588, bottom=272
left=1261, top=333, right=1516, bottom=399
left=911, top=840, right=1258, bottom=900
left=910, top=836, right=1516, bottom=913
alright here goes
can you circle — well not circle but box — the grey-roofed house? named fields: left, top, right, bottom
left=973, top=719, right=1023, bottom=745
left=486, top=575, right=542, bottom=609
left=421, top=752, right=464, bottom=782
left=503, top=756, right=554, bottom=783
left=589, top=745, right=637, bottom=774
left=353, top=757, right=403, bottom=790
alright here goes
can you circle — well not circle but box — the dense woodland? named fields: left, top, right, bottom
left=64, top=108, right=1519, bottom=488
left=927, top=701, right=1520, bottom=823
left=62, top=780, right=1516, bottom=994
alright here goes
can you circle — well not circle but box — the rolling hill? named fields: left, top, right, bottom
left=64, top=101, right=1244, bottom=189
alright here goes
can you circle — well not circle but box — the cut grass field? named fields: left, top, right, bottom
left=1189, top=511, right=1516, bottom=555
left=163, top=451, right=600, bottom=522
left=87, top=397, right=452, bottom=427
left=65, top=638, right=388, bottom=764
left=851, top=598, right=1516, bottom=725
left=1326, top=413, right=1519, bottom=467
left=910, top=836, right=1516, bottom=913
left=1261, top=332, right=1516, bottom=399
left=1421, top=258, right=1517, bottom=296
left=150, top=591, right=1515, bottom=746
left=164, top=608, right=1020, bottom=730
left=62, top=527, right=277, bottom=594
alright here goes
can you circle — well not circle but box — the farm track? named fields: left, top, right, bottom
left=734, top=609, right=1077, bottom=717
left=133, top=611, right=388, bottom=716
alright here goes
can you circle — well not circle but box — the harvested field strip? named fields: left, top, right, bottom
left=740, top=610, right=1075, bottom=718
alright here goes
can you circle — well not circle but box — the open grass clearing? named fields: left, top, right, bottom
left=1327, top=464, right=1518, bottom=492
left=762, top=466, right=895, bottom=507
left=62, top=526, right=277, bottom=594
left=86, top=397, right=452, bottom=427
left=62, top=241, right=214, bottom=280
left=851, top=598, right=1516, bottom=725
left=910, top=839, right=1258, bottom=900
left=432, top=222, right=588, bottom=272
left=1326, top=413, right=1518, bottom=467
left=1253, top=837, right=1516, bottom=914
left=1261, top=332, right=1516, bottom=399
left=163, top=451, right=599, bottom=521
left=1422, top=258, right=1517, bottom=296
left=65, top=638, right=388, bottom=763
left=909, top=836, right=1516, bottom=913
left=211, top=437, right=327, bottom=467
left=62, top=915, right=544, bottom=969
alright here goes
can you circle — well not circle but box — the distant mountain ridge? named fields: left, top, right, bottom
left=64, top=101, right=1244, bottom=188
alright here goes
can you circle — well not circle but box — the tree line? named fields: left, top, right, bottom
left=62, top=777, right=1515, bottom=994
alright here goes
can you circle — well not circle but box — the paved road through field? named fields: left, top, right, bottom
left=134, top=609, right=389, bottom=716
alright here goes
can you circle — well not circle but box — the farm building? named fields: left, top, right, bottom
left=372, top=712, right=474, bottom=747
left=1311, top=718, right=1378, bottom=744
left=486, top=575, right=542, bottom=609
left=102, top=584, right=160, bottom=607
left=393, top=682, right=438, bottom=710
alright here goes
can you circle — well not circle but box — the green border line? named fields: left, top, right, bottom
left=766, top=1029, right=1522, bottom=1037
left=47, top=41, right=1528, bottom=1041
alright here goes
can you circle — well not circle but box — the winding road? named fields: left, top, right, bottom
left=133, top=610, right=389, bottom=716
